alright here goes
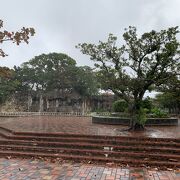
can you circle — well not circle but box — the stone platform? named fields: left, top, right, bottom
left=92, top=116, right=178, bottom=126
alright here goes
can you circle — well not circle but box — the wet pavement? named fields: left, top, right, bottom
left=0, top=116, right=179, bottom=138
left=0, top=157, right=179, bottom=180
left=0, top=116, right=179, bottom=179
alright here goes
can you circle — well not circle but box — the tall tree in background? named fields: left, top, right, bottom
left=156, top=76, right=180, bottom=114
left=14, top=53, right=99, bottom=112
left=14, top=53, right=98, bottom=98
left=0, top=67, right=19, bottom=103
left=77, top=26, right=180, bottom=130
left=0, top=19, right=35, bottom=57
left=73, top=66, right=99, bottom=97
left=14, top=53, right=77, bottom=111
left=17, top=53, right=77, bottom=93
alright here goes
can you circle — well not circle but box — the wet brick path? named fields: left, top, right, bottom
left=0, top=116, right=179, bottom=138
left=0, top=158, right=179, bottom=180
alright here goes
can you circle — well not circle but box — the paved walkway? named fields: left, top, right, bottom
left=0, top=116, right=179, bottom=138
left=0, top=158, right=179, bottom=180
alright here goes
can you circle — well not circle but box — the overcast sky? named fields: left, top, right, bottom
left=0, top=0, right=180, bottom=68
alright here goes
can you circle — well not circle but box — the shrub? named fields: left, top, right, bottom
left=112, top=100, right=128, bottom=112
left=94, top=107, right=106, bottom=113
left=150, top=108, right=168, bottom=118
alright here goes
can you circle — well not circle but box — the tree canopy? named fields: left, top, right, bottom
left=155, top=76, right=180, bottom=113
left=14, top=53, right=98, bottom=97
left=77, top=26, right=180, bottom=130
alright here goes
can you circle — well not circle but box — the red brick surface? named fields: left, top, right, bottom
left=0, top=158, right=179, bottom=180
left=0, top=116, right=179, bottom=138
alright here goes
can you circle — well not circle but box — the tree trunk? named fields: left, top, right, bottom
left=39, top=94, right=44, bottom=112
left=46, top=98, right=49, bottom=111
left=27, top=93, right=32, bottom=112
left=55, top=99, right=59, bottom=112
left=129, top=119, right=145, bottom=131
left=128, top=100, right=145, bottom=131
left=82, top=98, right=87, bottom=115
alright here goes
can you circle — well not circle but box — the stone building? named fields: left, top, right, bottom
left=25, top=90, right=116, bottom=113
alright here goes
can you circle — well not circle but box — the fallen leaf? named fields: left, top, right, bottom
left=19, top=168, right=24, bottom=171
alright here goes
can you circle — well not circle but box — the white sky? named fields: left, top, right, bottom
left=1, top=0, right=180, bottom=69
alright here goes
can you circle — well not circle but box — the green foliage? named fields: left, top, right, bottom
left=14, top=53, right=99, bottom=97
left=94, top=107, right=107, bottom=113
left=73, top=66, right=99, bottom=96
left=155, top=76, right=180, bottom=112
left=150, top=108, right=168, bottom=118
left=21, top=53, right=77, bottom=92
left=136, top=108, right=147, bottom=125
left=141, top=97, right=153, bottom=113
left=0, top=67, right=20, bottom=103
left=156, top=92, right=179, bottom=109
left=112, top=100, right=128, bottom=112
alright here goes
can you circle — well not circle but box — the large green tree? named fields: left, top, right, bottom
left=77, top=26, right=180, bottom=130
left=15, top=53, right=98, bottom=97
left=15, top=53, right=77, bottom=96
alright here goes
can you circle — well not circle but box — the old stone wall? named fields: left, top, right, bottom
left=0, top=91, right=115, bottom=113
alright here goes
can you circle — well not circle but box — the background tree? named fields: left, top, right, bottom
left=14, top=53, right=77, bottom=111
left=112, top=100, right=128, bottom=112
left=0, top=67, right=19, bottom=103
left=73, top=66, right=99, bottom=97
left=14, top=53, right=98, bottom=99
left=13, top=53, right=99, bottom=112
left=155, top=76, right=180, bottom=114
left=77, top=26, right=180, bottom=130
left=18, top=53, right=76, bottom=93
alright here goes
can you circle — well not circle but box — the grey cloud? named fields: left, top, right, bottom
left=0, top=0, right=180, bottom=68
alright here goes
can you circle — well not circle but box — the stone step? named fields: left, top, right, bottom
left=0, top=144, right=179, bottom=162
left=0, top=126, right=179, bottom=168
left=0, top=131, right=179, bottom=148
left=5, top=136, right=180, bottom=148
left=0, top=150, right=179, bottom=168
left=14, top=131, right=180, bottom=143
left=0, top=139, right=179, bottom=154
left=1, top=126, right=179, bottom=144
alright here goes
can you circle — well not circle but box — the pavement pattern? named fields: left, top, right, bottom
left=0, top=158, right=179, bottom=180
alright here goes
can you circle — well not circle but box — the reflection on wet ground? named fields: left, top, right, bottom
left=0, top=116, right=179, bottom=138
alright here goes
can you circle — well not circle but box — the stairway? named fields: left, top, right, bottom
left=0, top=126, right=179, bottom=168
